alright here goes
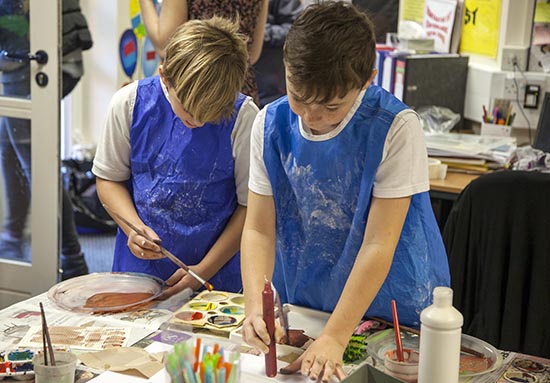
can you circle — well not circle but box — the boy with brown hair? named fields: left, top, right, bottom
left=241, top=2, right=449, bottom=380
left=93, top=17, right=258, bottom=297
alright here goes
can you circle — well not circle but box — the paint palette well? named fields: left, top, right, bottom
left=48, top=272, right=164, bottom=313
left=0, top=349, right=34, bottom=380
left=169, top=290, right=245, bottom=334
left=366, top=329, right=502, bottom=379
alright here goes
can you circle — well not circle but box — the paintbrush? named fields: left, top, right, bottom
left=370, top=316, right=485, bottom=358
left=273, top=286, right=289, bottom=343
left=39, top=302, right=56, bottom=366
left=391, top=300, right=404, bottom=362
left=102, top=204, right=213, bottom=292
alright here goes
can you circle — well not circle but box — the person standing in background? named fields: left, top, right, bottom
left=0, top=0, right=92, bottom=280
left=253, top=0, right=303, bottom=107
left=139, top=0, right=268, bottom=105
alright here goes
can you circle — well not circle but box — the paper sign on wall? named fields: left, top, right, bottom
left=423, top=0, right=458, bottom=52
left=459, top=0, right=501, bottom=58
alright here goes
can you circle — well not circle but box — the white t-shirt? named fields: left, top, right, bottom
left=249, top=89, right=430, bottom=198
left=92, top=79, right=259, bottom=206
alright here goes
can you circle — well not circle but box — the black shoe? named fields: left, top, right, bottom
left=0, top=238, right=24, bottom=260
left=60, top=253, right=89, bottom=280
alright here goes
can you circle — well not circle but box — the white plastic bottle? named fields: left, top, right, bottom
left=418, top=287, right=463, bottom=383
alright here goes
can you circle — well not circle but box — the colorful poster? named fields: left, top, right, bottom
left=459, top=0, right=501, bottom=58
left=130, top=0, right=146, bottom=38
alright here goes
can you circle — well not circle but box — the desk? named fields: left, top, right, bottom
left=430, top=172, right=480, bottom=200
left=1, top=290, right=549, bottom=383
left=430, top=172, right=480, bottom=231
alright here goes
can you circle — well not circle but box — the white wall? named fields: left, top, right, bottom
left=69, top=0, right=131, bottom=152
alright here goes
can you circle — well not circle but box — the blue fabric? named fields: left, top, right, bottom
left=263, top=85, right=450, bottom=326
left=113, top=76, right=245, bottom=292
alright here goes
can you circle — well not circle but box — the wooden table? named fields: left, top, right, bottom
left=430, top=172, right=480, bottom=198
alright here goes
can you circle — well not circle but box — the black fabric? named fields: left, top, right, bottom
left=443, top=171, right=550, bottom=358
left=62, top=0, right=93, bottom=54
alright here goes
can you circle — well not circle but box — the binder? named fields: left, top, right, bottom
left=399, top=54, right=469, bottom=129
left=374, top=45, right=394, bottom=87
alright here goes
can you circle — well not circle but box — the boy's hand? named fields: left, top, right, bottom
left=280, top=334, right=347, bottom=382
left=127, top=225, right=163, bottom=260
left=159, top=268, right=202, bottom=299
left=242, top=313, right=285, bottom=354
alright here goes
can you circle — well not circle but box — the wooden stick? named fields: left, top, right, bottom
left=39, top=302, right=56, bottom=366
left=370, top=316, right=485, bottom=358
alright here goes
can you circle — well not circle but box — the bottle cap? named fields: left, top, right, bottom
left=433, top=286, right=453, bottom=307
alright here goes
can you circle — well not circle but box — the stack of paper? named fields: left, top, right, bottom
left=425, top=133, right=517, bottom=173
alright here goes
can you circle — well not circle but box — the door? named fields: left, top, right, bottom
left=0, top=0, right=61, bottom=308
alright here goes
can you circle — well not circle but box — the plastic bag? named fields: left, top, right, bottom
left=61, top=159, right=117, bottom=234
left=417, top=106, right=460, bottom=134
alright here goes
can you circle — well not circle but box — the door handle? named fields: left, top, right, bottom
left=5, top=50, right=48, bottom=65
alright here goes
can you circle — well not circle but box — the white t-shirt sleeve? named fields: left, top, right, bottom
left=92, top=82, right=137, bottom=182
left=248, top=107, right=273, bottom=196
left=373, top=109, right=430, bottom=198
left=232, top=97, right=259, bottom=206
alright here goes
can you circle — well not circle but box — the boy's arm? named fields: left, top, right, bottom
left=241, top=190, right=281, bottom=352
left=162, top=203, right=247, bottom=297
left=282, top=196, right=410, bottom=380
left=138, top=0, right=187, bottom=57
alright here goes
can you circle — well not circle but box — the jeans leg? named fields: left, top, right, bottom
left=0, top=116, right=30, bottom=237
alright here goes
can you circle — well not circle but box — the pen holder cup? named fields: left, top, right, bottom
left=384, top=348, right=419, bottom=383
left=481, top=123, right=512, bottom=137
left=32, top=351, right=77, bottom=383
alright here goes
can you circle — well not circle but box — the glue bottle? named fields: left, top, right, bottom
left=418, top=287, right=463, bottom=383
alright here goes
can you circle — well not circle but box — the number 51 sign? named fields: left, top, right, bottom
left=459, top=0, right=502, bottom=58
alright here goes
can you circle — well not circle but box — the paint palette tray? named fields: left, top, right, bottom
left=0, top=349, right=35, bottom=381
left=168, top=290, right=245, bottom=335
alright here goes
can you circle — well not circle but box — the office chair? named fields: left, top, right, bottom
left=442, top=170, right=550, bottom=358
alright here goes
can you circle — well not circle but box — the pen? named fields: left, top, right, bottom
left=505, top=104, right=513, bottom=125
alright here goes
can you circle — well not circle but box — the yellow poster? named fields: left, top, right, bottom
left=534, top=1, right=550, bottom=24
left=402, top=0, right=426, bottom=23
left=459, top=0, right=501, bottom=58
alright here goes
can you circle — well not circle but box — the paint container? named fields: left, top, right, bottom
left=384, top=348, right=419, bottom=383
left=32, top=351, right=77, bottom=383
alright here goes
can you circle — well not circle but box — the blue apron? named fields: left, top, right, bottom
left=263, top=85, right=450, bottom=326
left=112, top=76, right=245, bottom=292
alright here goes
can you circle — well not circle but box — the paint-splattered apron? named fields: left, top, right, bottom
left=262, top=86, right=450, bottom=326
left=112, top=76, right=245, bottom=293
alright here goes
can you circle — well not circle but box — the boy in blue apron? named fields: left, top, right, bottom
left=241, top=2, right=450, bottom=380
left=93, top=17, right=258, bottom=297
